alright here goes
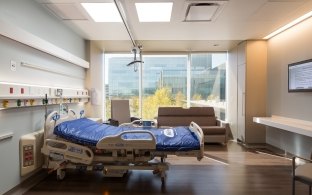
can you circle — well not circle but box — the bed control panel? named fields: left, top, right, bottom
left=23, top=145, right=34, bottom=167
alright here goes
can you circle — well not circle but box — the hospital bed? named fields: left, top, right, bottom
left=41, top=110, right=204, bottom=183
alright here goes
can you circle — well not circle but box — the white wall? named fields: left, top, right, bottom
left=227, top=47, right=238, bottom=139
left=85, top=41, right=104, bottom=119
left=267, top=16, right=312, bottom=158
left=0, top=0, right=87, bottom=194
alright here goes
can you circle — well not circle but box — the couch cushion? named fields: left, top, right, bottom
left=201, top=126, right=226, bottom=135
left=157, top=116, right=217, bottom=127
left=158, top=107, right=215, bottom=117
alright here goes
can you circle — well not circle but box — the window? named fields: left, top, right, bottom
left=190, top=53, right=227, bottom=120
left=142, top=55, right=188, bottom=119
left=104, top=52, right=227, bottom=121
left=104, top=54, right=139, bottom=119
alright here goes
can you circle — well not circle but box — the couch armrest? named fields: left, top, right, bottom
left=216, top=119, right=230, bottom=142
left=216, top=119, right=229, bottom=127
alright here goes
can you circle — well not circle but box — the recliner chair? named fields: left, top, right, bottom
left=110, top=99, right=139, bottom=126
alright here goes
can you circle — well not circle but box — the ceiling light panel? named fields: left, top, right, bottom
left=81, top=3, right=122, bottom=22
left=135, top=2, right=173, bottom=22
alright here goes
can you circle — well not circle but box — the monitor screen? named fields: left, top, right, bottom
left=288, top=59, right=312, bottom=92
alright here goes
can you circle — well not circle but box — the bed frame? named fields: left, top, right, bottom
left=41, top=110, right=204, bottom=183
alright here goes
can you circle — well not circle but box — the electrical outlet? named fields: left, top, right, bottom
left=10, top=60, right=17, bottom=71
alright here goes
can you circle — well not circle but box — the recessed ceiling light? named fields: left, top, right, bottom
left=263, top=10, right=312, bottom=39
left=135, top=2, right=173, bottom=22
left=81, top=3, right=121, bottom=22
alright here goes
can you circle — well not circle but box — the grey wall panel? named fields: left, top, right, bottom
left=0, top=0, right=86, bottom=60
left=0, top=0, right=87, bottom=194
left=0, top=105, right=85, bottom=194
left=0, top=35, right=85, bottom=87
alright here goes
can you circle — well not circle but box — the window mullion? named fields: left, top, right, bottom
left=187, top=52, right=191, bottom=108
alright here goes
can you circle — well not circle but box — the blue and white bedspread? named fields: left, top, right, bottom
left=54, top=118, right=200, bottom=151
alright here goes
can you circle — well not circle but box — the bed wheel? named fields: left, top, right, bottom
left=160, top=170, right=166, bottom=184
left=161, top=177, right=165, bottom=184
left=57, top=169, right=66, bottom=181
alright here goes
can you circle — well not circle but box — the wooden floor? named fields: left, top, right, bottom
left=17, top=141, right=309, bottom=195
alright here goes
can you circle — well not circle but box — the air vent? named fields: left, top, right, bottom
left=43, top=3, right=88, bottom=20
left=183, top=0, right=228, bottom=22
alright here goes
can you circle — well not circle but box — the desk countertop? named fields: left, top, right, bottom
left=253, top=115, right=312, bottom=137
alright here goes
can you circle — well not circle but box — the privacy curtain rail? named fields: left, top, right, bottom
left=113, top=0, right=143, bottom=71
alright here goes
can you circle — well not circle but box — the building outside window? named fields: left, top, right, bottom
left=190, top=53, right=227, bottom=120
left=142, top=55, right=188, bottom=119
left=104, top=52, right=227, bottom=120
left=104, top=54, right=139, bottom=119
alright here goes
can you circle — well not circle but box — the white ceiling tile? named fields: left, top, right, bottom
left=43, top=3, right=88, bottom=20
left=35, top=0, right=312, bottom=51
left=251, top=1, right=306, bottom=21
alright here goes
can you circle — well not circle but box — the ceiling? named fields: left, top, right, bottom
left=36, top=0, right=312, bottom=52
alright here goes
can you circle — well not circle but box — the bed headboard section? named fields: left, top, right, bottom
left=44, top=110, right=77, bottom=139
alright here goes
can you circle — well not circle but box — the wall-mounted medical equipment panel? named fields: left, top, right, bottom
left=0, top=83, right=89, bottom=109
left=20, top=129, right=44, bottom=176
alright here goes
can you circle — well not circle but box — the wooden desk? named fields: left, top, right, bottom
left=253, top=115, right=312, bottom=137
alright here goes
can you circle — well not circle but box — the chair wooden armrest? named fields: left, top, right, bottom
left=292, top=155, right=312, bottom=195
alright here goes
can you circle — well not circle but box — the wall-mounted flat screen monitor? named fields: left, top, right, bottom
left=288, top=59, right=312, bottom=92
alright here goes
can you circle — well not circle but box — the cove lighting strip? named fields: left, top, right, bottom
left=263, top=10, right=312, bottom=39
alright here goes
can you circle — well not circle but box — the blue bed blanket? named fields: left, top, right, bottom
left=54, top=118, right=200, bottom=151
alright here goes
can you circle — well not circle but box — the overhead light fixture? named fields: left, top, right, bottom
left=263, top=10, right=312, bottom=39
left=135, top=2, right=173, bottom=22
left=81, top=3, right=122, bottom=22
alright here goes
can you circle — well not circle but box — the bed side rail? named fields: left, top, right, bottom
left=96, top=130, right=156, bottom=150
left=41, top=139, right=94, bottom=165
left=189, top=122, right=204, bottom=160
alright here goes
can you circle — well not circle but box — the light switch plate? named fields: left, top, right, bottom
left=10, top=60, right=17, bottom=71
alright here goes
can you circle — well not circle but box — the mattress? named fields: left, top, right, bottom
left=54, top=118, right=200, bottom=151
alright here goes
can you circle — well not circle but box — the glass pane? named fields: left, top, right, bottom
left=190, top=53, right=227, bottom=120
left=104, top=54, right=140, bottom=119
left=142, top=55, right=188, bottom=119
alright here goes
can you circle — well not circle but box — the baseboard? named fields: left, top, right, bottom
left=4, top=169, right=48, bottom=195
left=235, top=140, right=293, bottom=159
left=236, top=138, right=267, bottom=148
